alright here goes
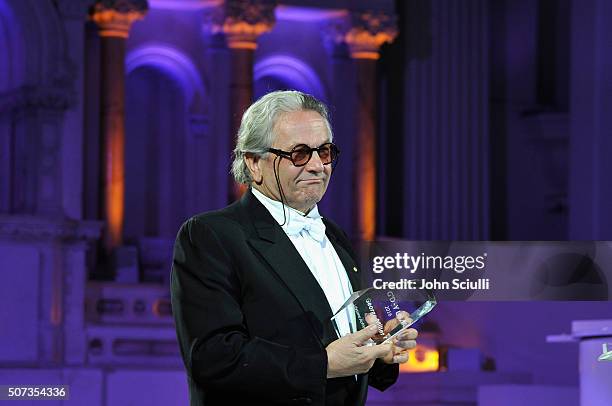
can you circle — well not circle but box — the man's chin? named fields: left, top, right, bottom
left=289, top=192, right=324, bottom=211
left=302, top=186, right=326, bottom=198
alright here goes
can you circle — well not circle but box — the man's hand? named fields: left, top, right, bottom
left=380, top=311, right=418, bottom=364
left=326, top=324, right=394, bottom=378
left=364, top=310, right=419, bottom=364
left=383, top=327, right=418, bottom=364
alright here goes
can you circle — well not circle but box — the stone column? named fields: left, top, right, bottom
left=204, top=0, right=275, bottom=201
left=322, top=26, right=356, bottom=236
left=0, top=87, right=73, bottom=217
left=90, top=1, right=146, bottom=254
left=56, top=0, right=96, bottom=220
left=202, top=30, right=232, bottom=210
left=327, top=12, right=397, bottom=241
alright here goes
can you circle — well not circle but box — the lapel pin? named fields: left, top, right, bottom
left=352, top=267, right=358, bottom=273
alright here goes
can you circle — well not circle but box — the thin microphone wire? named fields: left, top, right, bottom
left=272, top=155, right=290, bottom=226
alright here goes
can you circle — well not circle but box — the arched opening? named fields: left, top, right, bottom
left=123, top=45, right=207, bottom=282
left=254, top=55, right=327, bottom=102
left=124, top=66, right=187, bottom=241
left=123, top=45, right=207, bottom=242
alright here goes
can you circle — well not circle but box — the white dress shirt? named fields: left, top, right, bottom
left=251, top=188, right=355, bottom=338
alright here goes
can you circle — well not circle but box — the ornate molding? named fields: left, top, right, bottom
left=90, top=0, right=148, bottom=38
left=0, top=215, right=103, bottom=242
left=324, top=10, right=398, bottom=60
left=86, top=281, right=173, bottom=323
left=203, top=0, right=275, bottom=50
left=86, top=324, right=181, bottom=366
left=0, top=85, right=75, bottom=113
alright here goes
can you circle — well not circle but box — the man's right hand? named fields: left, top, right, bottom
left=325, top=324, right=394, bottom=378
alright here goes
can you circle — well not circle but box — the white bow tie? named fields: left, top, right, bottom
left=284, top=214, right=327, bottom=243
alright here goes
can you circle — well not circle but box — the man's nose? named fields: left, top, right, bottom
left=305, top=151, right=325, bottom=172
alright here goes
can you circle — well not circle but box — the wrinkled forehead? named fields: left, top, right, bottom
left=271, top=110, right=331, bottom=149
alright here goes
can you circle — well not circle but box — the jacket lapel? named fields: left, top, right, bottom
left=324, top=221, right=361, bottom=293
left=241, top=190, right=336, bottom=345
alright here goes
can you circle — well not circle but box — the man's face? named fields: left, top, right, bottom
left=250, top=110, right=332, bottom=213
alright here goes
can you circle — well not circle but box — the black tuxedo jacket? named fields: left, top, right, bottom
left=171, top=189, right=398, bottom=405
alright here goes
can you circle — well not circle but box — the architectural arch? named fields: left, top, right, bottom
left=0, top=0, right=68, bottom=92
left=254, top=55, right=327, bottom=102
left=0, top=0, right=25, bottom=92
left=124, top=44, right=210, bottom=243
left=126, top=44, right=207, bottom=114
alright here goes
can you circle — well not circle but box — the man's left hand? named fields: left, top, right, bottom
left=383, top=327, right=418, bottom=364
left=381, top=311, right=418, bottom=364
left=364, top=310, right=419, bottom=364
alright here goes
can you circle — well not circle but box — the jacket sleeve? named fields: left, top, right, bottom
left=171, top=217, right=327, bottom=401
left=368, top=359, right=399, bottom=391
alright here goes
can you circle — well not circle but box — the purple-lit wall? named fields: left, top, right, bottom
left=1, top=0, right=612, bottom=405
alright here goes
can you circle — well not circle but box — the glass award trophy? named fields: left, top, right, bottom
left=331, top=288, right=437, bottom=345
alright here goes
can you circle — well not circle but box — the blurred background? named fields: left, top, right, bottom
left=0, top=0, right=611, bottom=405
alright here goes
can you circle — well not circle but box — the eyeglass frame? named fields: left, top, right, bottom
left=266, top=142, right=340, bottom=167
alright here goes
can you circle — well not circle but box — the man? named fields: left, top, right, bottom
left=171, top=90, right=418, bottom=405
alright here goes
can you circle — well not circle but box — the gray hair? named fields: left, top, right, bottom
left=231, top=90, right=333, bottom=184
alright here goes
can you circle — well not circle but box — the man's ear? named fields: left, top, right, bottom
left=244, top=153, right=263, bottom=184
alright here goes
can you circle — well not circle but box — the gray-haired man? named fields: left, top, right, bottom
left=171, top=90, right=417, bottom=405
